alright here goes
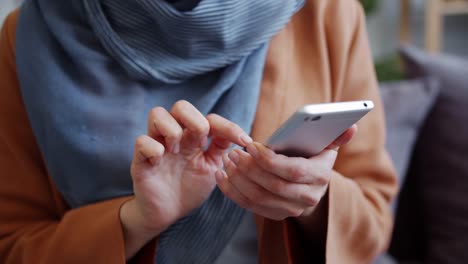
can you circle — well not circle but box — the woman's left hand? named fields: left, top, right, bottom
left=216, top=125, right=357, bottom=221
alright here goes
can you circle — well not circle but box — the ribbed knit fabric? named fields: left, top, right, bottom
left=16, top=0, right=303, bottom=262
left=84, top=0, right=304, bottom=83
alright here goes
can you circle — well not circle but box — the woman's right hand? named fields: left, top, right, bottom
left=120, top=100, right=252, bottom=259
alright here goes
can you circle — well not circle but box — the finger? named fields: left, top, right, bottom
left=133, top=135, right=165, bottom=166
left=148, top=107, right=183, bottom=154
left=215, top=169, right=303, bottom=221
left=206, top=114, right=252, bottom=147
left=222, top=153, right=304, bottom=217
left=326, top=124, right=358, bottom=150
left=246, top=143, right=334, bottom=184
left=216, top=169, right=255, bottom=210
left=205, top=136, right=232, bottom=162
left=170, top=100, right=210, bottom=148
left=233, top=149, right=319, bottom=207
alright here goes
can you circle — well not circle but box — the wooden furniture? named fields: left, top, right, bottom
left=400, top=0, right=468, bottom=53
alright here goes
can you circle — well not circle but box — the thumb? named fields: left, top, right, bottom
left=326, top=124, right=358, bottom=150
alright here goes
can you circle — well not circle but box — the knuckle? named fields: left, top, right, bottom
left=149, top=106, right=166, bottom=118
left=166, top=129, right=183, bottom=141
left=315, top=174, right=329, bottom=186
left=270, top=180, right=286, bottom=195
left=190, top=118, right=210, bottom=136
left=148, top=107, right=167, bottom=133
left=173, top=100, right=190, bottom=111
left=206, top=113, right=218, bottom=122
left=135, top=135, right=148, bottom=149
left=310, top=164, right=331, bottom=183
left=148, top=109, right=166, bottom=130
left=286, top=208, right=304, bottom=218
left=302, top=193, right=319, bottom=207
left=322, top=151, right=338, bottom=168
left=260, top=154, right=275, bottom=169
left=288, top=166, right=307, bottom=182
left=135, top=135, right=165, bottom=156
left=154, top=142, right=165, bottom=155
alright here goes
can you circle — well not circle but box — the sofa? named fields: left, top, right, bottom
left=376, top=46, right=468, bottom=264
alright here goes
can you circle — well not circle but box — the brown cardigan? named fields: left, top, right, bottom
left=0, top=0, right=398, bottom=263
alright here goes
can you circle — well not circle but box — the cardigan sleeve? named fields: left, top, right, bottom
left=282, top=1, right=398, bottom=263
left=0, top=11, right=145, bottom=264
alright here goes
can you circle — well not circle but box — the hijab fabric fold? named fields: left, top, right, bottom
left=15, top=0, right=303, bottom=262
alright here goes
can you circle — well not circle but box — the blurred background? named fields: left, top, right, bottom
left=1, top=1, right=467, bottom=264
left=0, top=0, right=21, bottom=25
left=367, top=0, right=468, bottom=58
left=2, top=0, right=467, bottom=81
left=364, top=0, right=468, bottom=81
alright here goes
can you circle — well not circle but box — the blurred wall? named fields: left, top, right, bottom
left=367, top=0, right=468, bottom=58
left=367, top=1, right=398, bottom=59
left=367, top=0, right=425, bottom=59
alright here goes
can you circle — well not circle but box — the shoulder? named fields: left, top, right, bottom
left=298, top=0, right=365, bottom=38
left=288, top=0, right=367, bottom=63
left=303, top=0, right=364, bottom=22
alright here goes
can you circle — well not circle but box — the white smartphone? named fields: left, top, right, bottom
left=266, top=101, right=374, bottom=158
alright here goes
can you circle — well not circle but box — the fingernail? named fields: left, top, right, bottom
left=246, top=144, right=258, bottom=158
left=215, top=170, right=224, bottom=181
left=228, top=151, right=239, bottom=165
left=240, top=134, right=253, bottom=146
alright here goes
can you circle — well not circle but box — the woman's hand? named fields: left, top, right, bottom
left=216, top=125, right=357, bottom=221
left=120, top=100, right=252, bottom=259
